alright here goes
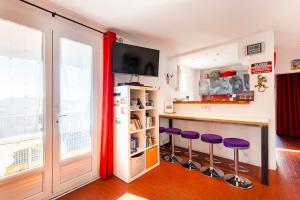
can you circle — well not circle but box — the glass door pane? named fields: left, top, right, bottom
left=0, top=18, right=44, bottom=178
left=58, top=38, right=93, bottom=161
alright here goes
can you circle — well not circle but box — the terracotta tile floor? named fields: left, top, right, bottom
left=59, top=136, right=300, bottom=200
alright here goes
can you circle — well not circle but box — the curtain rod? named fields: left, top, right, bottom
left=19, top=0, right=106, bottom=35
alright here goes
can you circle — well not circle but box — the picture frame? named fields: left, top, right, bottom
left=291, top=59, right=300, bottom=70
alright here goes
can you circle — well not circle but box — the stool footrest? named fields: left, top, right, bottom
left=228, top=163, right=250, bottom=173
left=204, top=157, right=221, bottom=164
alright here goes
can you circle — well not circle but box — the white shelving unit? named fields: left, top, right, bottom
left=114, top=86, right=159, bottom=183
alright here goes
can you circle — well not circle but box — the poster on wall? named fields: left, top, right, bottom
left=246, top=42, right=264, bottom=55
left=251, top=61, right=272, bottom=74
left=291, top=59, right=300, bottom=70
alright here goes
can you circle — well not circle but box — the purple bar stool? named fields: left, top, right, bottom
left=159, top=127, right=166, bottom=150
left=200, top=134, right=224, bottom=178
left=223, top=138, right=252, bottom=189
left=180, top=131, right=201, bottom=170
left=164, top=128, right=182, bottom=163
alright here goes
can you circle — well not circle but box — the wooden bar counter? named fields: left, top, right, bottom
left=159, top=112, right=269, bottom=185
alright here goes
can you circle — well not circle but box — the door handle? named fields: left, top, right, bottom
left=56, top=114, right=67, bottom=124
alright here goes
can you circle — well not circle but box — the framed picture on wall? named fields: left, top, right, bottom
left=291, top=59, right=300, bottom=70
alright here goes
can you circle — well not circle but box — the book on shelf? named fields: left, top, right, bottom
left=146, top=116, right=155, bottom=128
left=130, top=114, right=143, bottom=131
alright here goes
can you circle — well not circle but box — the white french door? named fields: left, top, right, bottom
left=0, top=1, right=101, bottom=199
left=0, top=7, right=53, bottom=200
left=52, top=27, right=100, bottom=195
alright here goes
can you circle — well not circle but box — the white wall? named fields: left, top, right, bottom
left=161, top=30, right=276, bottom=169
left=112, top=27, right=276, bottom=168
left=275, top=47, right=300, bottom=74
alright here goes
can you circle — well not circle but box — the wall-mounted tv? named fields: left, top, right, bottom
left=112, top=42, right=159, bottom=77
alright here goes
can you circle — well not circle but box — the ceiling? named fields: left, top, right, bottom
left=178, top=43, right=241, bottom=69
left=46, top=0, right=300, bottom=56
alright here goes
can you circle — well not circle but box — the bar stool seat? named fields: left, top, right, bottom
left=201, top=134, right=222, bottom=143
left=201, top=134, right=223, bottom=164
left=165, top=128, right=181, bottom=135
left=223, top=138, right=252, bottom=189
left=159, top=127, right=166, bottom=156
left=181, top=131, right=200, bottom=139
left=164, top=128, right=182, bottom=163
left=225, top=138, right=250, bottom=172
left=181, top=131, right=201, bottom=170
left=200, top=134, right=224, bottom=178
left=166, top=128, right=182, bottom=153
left=159, top=127, right=166, bottom=133
left=224, top=138, right=249, bottom=148
left=201, top=134, right=222, bottom=164
left=183, top=131, right=200, bottom=158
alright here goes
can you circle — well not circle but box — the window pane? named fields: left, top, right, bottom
left=59, top=38, right=93, bottom=160
left=0, top=19, right=44, bottom=178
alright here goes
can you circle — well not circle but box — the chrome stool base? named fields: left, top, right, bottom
left=224, top=174, right=253, bottom=189
left=201, top=166, right=224, bottom=178
left=164, top=155, right=182, bottom=163
left=229, top=163, right=250, bottom=173
left=204, top=157, right=221, bottom=164
left=181, top=160, right=201, bottom=170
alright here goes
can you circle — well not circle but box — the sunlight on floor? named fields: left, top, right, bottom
left=117, top=193, right=148, bottom=200
left=276, top=148, right=300, bottom=153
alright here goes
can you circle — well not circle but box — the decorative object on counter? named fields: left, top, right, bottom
left=251, top=61, right=272, bottom=74
left=246, top=42, right=264, bottom=55
left=202, top=94, right=232, bottom=102
left=291, top=59, right=300, bottom=70
left=235, top=91, right=255, bottom=101
left=255, top=75, right=268, bottom=92
left=164, top=101, right=174, bottom=113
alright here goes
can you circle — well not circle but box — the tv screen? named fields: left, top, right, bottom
left=112, top=42, right=159, bottom=77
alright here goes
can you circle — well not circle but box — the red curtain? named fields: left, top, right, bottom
left=100, top=31, right=116, bottom=179
left=276, top=73, right=300, bottom=137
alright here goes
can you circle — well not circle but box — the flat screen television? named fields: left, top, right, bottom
left=112, top=42, right=159, bottom=77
